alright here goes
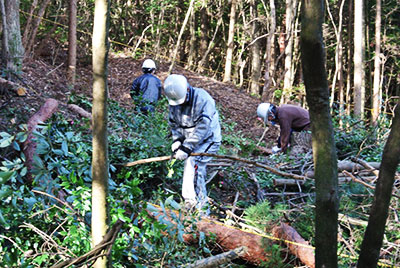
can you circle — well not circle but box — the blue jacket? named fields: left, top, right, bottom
left=168, top=87, right=221, bottom=154
left=131, top=73, right=162, bottom=112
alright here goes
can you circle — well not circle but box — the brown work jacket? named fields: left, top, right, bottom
left=273, top=104, right=310, bottom=152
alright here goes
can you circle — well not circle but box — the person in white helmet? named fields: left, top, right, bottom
left=164, top=74, right=221, bottom=216
left=130, top=59, right=162, bottom=113
left=257, top=103, right=310, bottom=153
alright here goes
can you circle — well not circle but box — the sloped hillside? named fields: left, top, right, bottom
left=1, top=55, right=277, bottom=144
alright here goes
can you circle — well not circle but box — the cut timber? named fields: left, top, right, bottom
left=186, top=246, right=247, bottom=268
left=271, top=222, right=315, bottom=268
left=147, top=204, right=314, bottom=266
left=67, top=104, right=91, bottom=119
left=23, top=98, right=59, bottom=183
left=305, top=160, right=381, bottom=178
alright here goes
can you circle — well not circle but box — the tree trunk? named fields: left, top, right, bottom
left=281, top=0, right=297, bottom=104
left=22, top=0, right=38, bottom=48
left=353, top=0, right=365, bottom=118
left=91, top=0, right=110, bottom=266
left=186, top=8, right=196, bottom=69
left=168, top=0, right=195, bottom=73
left=1, top=0, right=24, bottom=81
left=262, top=0, right=276, bottom=102
left=198, top=5, right=210, bottom=71
left=67, top=0, right=77, bottom=86
left=371, top=0, right=381, bottom=125
left=223, top=0, right=237, bottom=83
left=357, top=102, right=400, bottom=267
left=249, top=0, right=262, bottom=95
left=24, top=0, right=52, bottom=57
left=300, top=0, right=339, bottom=267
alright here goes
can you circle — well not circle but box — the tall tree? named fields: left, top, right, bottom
left=262, top=0, right=277, bottom=102
left=223, top=0, right=237, bottom=83
left=300, top=0, right=339, bottom=267
left=371, top=0, right=382, bottom=125
left=91, top=0, right=110, bottom=266
left=0, top=0, right=24, bottom=81
left=353, top=0, right=365, bottom=118
left=67, top=0, right=77, bottom=86
left=357, top=101, right=400, bottom=267
left=22, top=0, right=51, bottom=57
left=249, top=0, right=262, bottom=95
left=282, top=0, right=298, bottom=103
left=168, top=0, right=195, bottom=73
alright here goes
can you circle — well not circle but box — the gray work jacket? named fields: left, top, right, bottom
left=168, top=87, right=221, bottom=153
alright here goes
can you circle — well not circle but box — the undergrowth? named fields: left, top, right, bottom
left=0, top=96, right=399, bottom=267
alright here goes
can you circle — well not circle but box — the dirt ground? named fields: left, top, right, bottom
left=1, top=54, right=278, bottom=144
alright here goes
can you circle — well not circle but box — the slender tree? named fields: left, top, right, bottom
left=91, top=0, right=110, bottom=266
left=371, top=0, right=382, bottom=125
left=67, top=0, right=77, bottom=86
left=249, top=0, right=262, bottom=95
left=353, top=0, right=365, bottom=118
left=223, top=0, right=237, bottom=83
left=300, top=0, right=339, bottom=267
left=357, top=102, right=400, bottom=267
left=262, top=0, right=277, bottom=102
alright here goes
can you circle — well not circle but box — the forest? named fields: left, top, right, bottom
left=0, top=0, right=399, bottom=267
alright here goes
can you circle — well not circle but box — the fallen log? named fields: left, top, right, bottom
left=67, top=104, right=92, bottom=119
left=271, top=222, right=315, bottom=268
left=185, top=246, right=247, bottom=268
left=305, top=160, right=381, bottom=178
left=147, top=203, right=314, bottom=266
left=23, top=98, right=59, bottom=183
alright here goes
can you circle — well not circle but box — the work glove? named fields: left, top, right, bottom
left=171, top=141, right=181, bottom=153
left=272, top=146, right=281, bottom=154
left=174, top=149, right=189, bottom=160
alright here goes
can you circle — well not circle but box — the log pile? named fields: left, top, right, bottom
left=147, top=204, right=315, bottom=267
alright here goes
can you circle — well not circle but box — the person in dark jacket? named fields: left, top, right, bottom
left=257, top=103, right=310, bottom=153
left=130, top=59, right=162, bottom=113
left=164, top=74, right=221, bottom=216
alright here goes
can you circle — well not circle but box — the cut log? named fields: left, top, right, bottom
left=67, top=104, right=92, bottom=119
left=271, top=222, right=315, bottom=268
left=147, top=204, right=314, bottom=266
left=305, top=160, right=381, bottom=178
left=23, top=98, right=59, bottom=183
left=186, top=246, right=247, bottom=268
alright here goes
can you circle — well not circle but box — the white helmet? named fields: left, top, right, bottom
left=164, top=74, right=188, bottom=106
left=257, top=103, right=274, bottom=123
left=142, top=59, right=156, bottom=70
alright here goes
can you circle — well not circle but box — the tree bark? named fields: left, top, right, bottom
left=1, top=0, right=24, bottom=81
left=91, top=0, right=110, bottom=266
left=262, top=0, right=277, bottom=102
left=223, top=0, right=237, bottom=83
left=272, top=222, right=315, bottom=268
left=23, top=98, right=59, bottom=183
left=357, top=102, right=400, bottom=267
left=353, top=0, right=365, bottom=118
left=281, top=0, right=298, bottom=104
left=371, top=0, right=382, bottom=125
left=300, top=0, right=339, bottom=267
left=67, top=0, right=78, bottom=86
left=249, top=0, right=262, bottom=95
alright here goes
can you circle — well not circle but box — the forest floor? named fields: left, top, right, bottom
left=0, top=53, right=279, bottom=145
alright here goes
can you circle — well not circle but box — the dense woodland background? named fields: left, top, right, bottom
left=0, top=0, right=400, bottom=267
